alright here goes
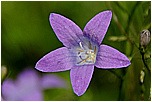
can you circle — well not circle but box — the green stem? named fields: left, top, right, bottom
left=125, top=1, right=141, bottom=34
left=118, top=79, right=123, bottom=100
left=140, top=51, right=151, bottom=73
left=108, top=70, right=124, bottom=80
left=108, top=69, right=124, bottom=100
left=106, top=2, right=133, bottom=46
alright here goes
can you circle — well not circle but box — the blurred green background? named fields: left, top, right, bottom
left=1, top=1, right=151, bottom=101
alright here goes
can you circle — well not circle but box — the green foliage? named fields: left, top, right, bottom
left=108, top=36, right=127, bottom=42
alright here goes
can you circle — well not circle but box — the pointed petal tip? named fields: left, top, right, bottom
left=117, top=57, right=131, bottom=68
left=49, top=13, right=61, bottom=23
left=95, top=45, right=131, bottom=69
left=83, top=10, right=112, bottom=44
left=49, top=13, right=56, bottom=21
left=125, top=59, right=131, bottom=67
left=121, top=54, right=131, bottom=68
left=112, top=56, right=131, bottom=68
left=35, top=59, right=49, bottom=72
left=35, top=61, right=38, bottom=69
left=107, top=10, right=112, bottom=14
left=116, top=60, right=131, bottom=69
left=70, top=65, right=94, bottom=97
left=35, top=59, right=52, bottom=73
left=35, top=60, right=44, bottom=72
left=95, top=10, right=112, bottom=20
left=73, top=87, right=85, bottom=96
left=50, top=13, right=57, bottom=17
left=102, top=10, right=112, bottom=19
left=75, top=92, right=84, bottom=96
left=104, top=10, right=112, bottom=18
left=100, top=10, right=112, bottom=15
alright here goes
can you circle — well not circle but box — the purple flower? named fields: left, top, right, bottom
left=35, top=11, right=131, bottom=96
left=1, top=68, right=66, bottom=101
left=1, top=97, right=4, bottom=101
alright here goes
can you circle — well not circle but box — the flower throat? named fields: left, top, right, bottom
left=76, top=41, right=98, bottom=65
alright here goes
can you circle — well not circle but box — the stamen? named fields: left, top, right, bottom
left=89, top=41, right=91, bottom=49
left=92, top=57, right=95, bottom=63
left=77, top=48, right=84, bottom=52
left=79, top=42, right=84, bottom=50
left=76, top=41, right=97, bottom=65
left=80, top=57, right=90, bottom=64
left=94, top=46, right=96, bottom=53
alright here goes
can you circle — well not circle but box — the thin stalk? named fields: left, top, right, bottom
left=108, top=69, right=124, bottom=100
left=140, top=51, right=151, bottom=73
left=109, top=70, right=124, bottom=80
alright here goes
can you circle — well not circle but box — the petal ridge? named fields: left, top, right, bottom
left=70, top=65, right=94, bottom=96
left=95, top=45, right=131, bottom=68
left=83, top=11, right=112, bottom=44
left=35, top=47, right=74, bottom=72
left=50, top=13, right=83, bottom=47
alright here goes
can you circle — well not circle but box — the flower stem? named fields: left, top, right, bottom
left=118, top=78, right=123, bottom=100
left=108, top=69, right=124, bottom=100
left=140, top=51, right=151, bottom=73
left=108, top=70, right=124, bottom=80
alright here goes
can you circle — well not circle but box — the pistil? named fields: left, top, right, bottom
left=76, top=41, right=97, bottom=65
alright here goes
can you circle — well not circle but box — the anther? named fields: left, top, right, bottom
left=77, top=48, right=84, bottom=52
left=89, top=41, right=91, bottom=49
left=92, top=57, right=95, bottom=63
left=94, top=46, right=96, bottom=53
left=76, top=41, right=97, bottom=65
left=80, top=57, right=90, bottom=64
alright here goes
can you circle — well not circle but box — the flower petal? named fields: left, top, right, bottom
left=50, top=13, right=83, bottom=48
left=1, top=96, right=4, bottom=101
left=2, top=79, right=17, bottom=101
left=41, top=74, right=66, bottom=89
left=17, top=68, right=40, bottom=89
left=2, top=69, right=43, bottom=101
left=35, top=47, right=73, bottom=72
left=70, top=65, right=94, bottom=96
left=20, top=90, right=43, bottom=101
left=95, top=45, right=131, bottom=68
left=83, top=11, right=112, bottom=44
left=16, top=69, right=43, bottom=101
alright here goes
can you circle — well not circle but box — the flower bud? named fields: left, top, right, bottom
left=1, top=65, right=7, bottom=80
left=140, top=70, right=145, bottom=84
left=139, top=30, right=150, bottom=49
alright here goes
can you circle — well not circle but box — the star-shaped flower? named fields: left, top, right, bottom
left=1, top=68, right=66, bottom=101
left=35, top=11, right=131, bottom=96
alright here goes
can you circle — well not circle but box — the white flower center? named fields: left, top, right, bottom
left=76, top=41, right=97, bottom=65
